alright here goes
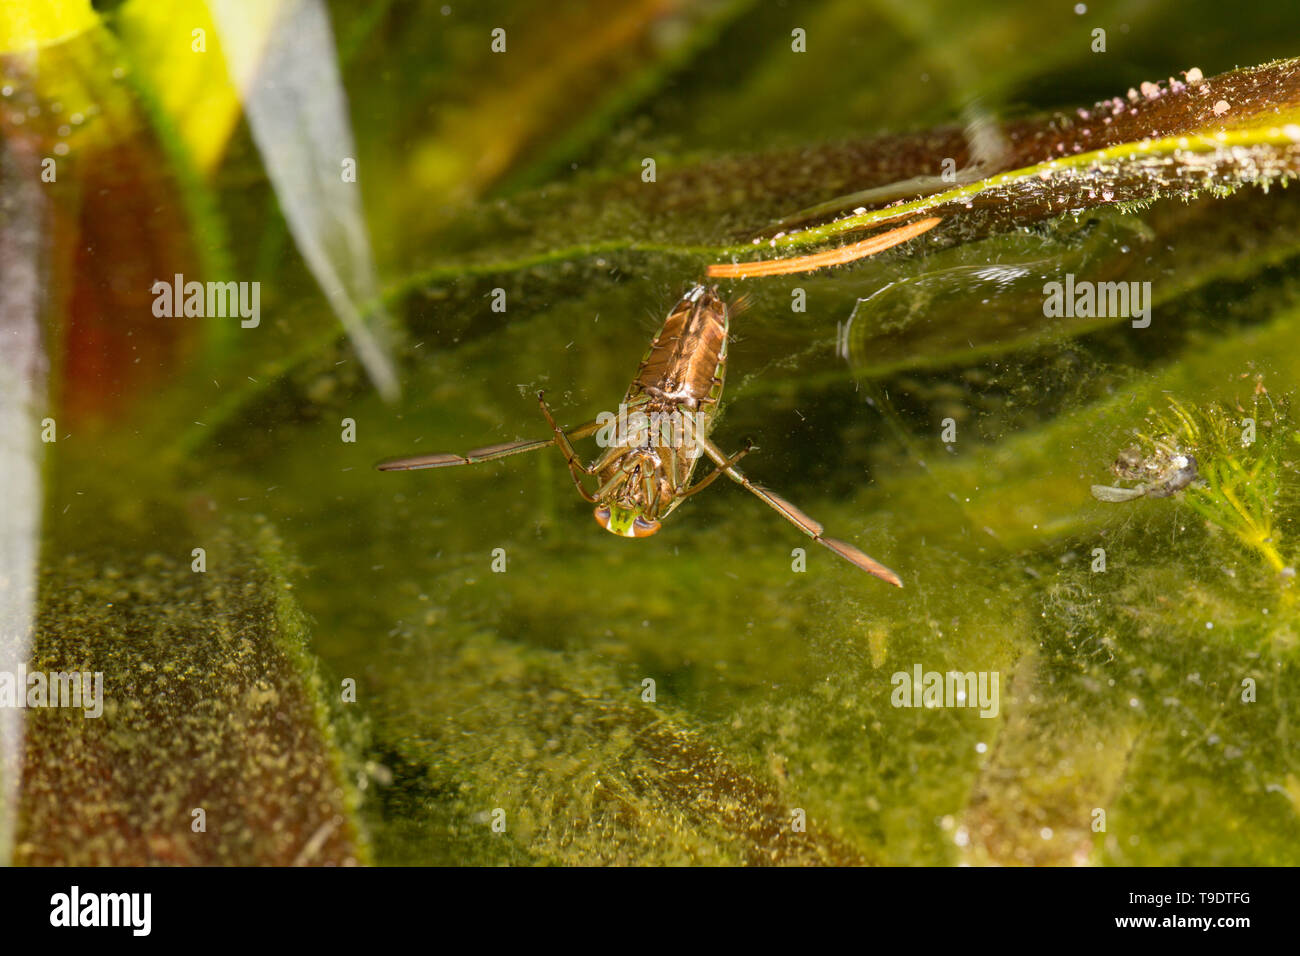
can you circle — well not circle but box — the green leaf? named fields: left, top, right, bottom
left=17, top=518, right=366, bottom=865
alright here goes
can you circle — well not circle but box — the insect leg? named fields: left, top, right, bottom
left=676, top=440, right=755, bottom=500
left=695, top=434, right=902, bottom=587
left=537, top=391, right=603, bottom=502
left=593, top=468, right=632, bottom=501
left=378, top=438, right=548, bottom=471
left=375, top=418, right=602, bottom=472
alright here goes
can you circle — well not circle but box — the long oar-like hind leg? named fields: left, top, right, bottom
left=696, top=434, right=902, bottom=587
left=376, top=415, right=601, bottom=474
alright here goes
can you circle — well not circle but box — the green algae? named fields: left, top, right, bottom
left=14, top=515, right=367, bottom=865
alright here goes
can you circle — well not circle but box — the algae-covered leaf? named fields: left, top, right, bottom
left=404, top=58, right=1300, bottom=277
left=16, top=519, right=364, bottom=865
left=738, top=57, right=1300, bottom=254
left=375, top=631, right=868, bottom=865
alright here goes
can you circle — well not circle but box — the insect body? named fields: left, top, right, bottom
left=378, top=285, right=902, bottom=586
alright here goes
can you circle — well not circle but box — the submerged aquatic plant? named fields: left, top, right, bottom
left=1179, top=392, right=1294, bottom=582
left=1098, top=388, right=1296, bottom=586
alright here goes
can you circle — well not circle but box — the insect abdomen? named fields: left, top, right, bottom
left=630, top=285, right=728, bottom=409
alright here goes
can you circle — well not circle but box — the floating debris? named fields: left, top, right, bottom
left=1091, top=441, right=1199, bottom=502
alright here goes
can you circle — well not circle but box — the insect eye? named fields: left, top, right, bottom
left=632, top=515, right=661, bottom=538
left=593, top=505, right=612, bottom=530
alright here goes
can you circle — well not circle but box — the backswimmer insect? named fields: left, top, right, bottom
left=378, top=284, right=902, bottom=586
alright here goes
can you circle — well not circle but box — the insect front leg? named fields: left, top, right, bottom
left=695, top=435, right=902, bottom=587
left=537, top=391, right=602, bottom=502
